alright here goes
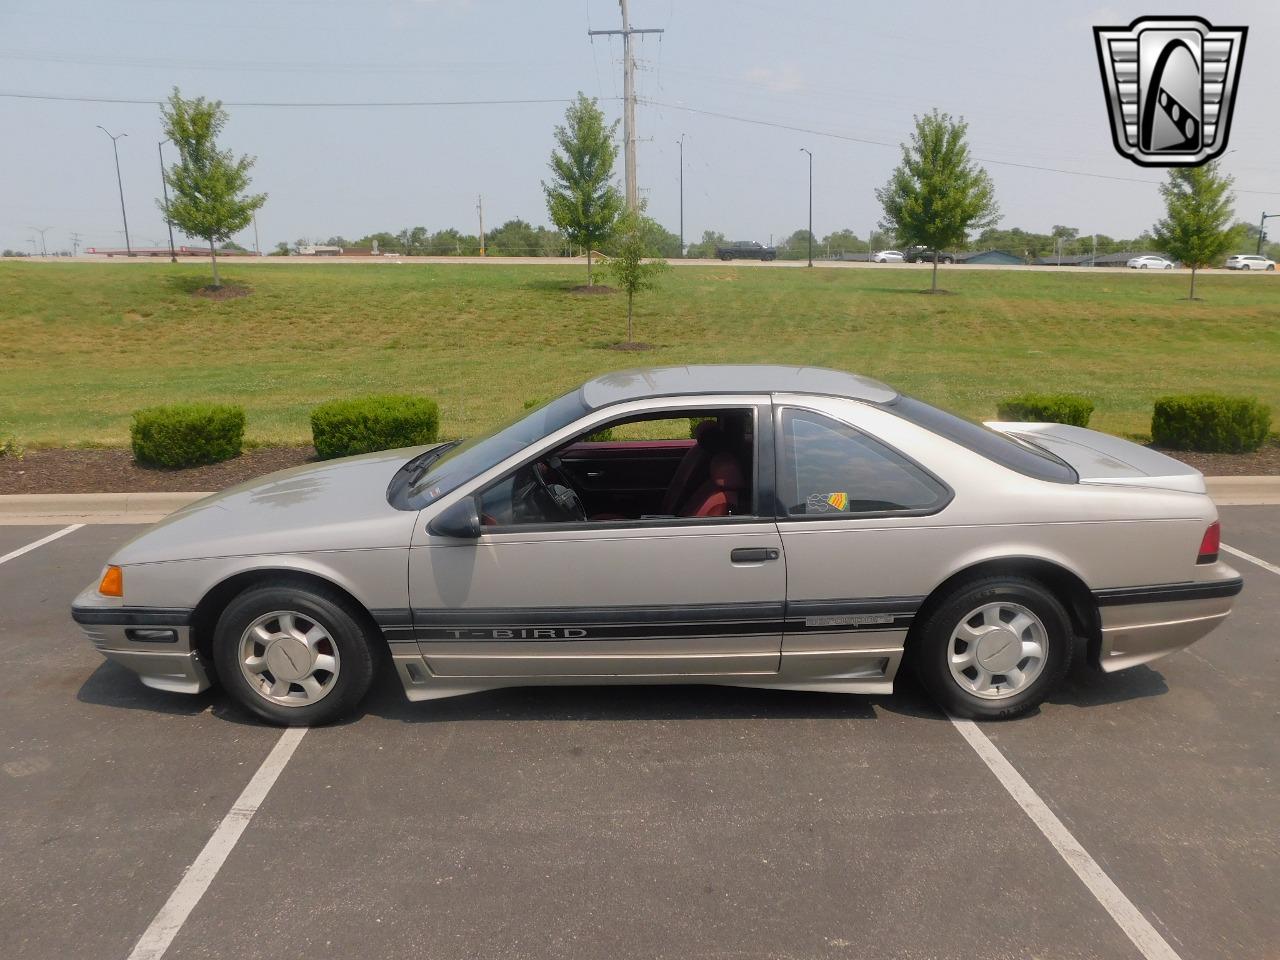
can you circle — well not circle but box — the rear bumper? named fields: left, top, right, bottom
left=71, top=586, right=209, bottom=694
left=1092, top=574, right=1242, bottom=672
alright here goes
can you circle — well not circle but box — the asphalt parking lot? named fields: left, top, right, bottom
left=1, top=509, right=1277, bottom=960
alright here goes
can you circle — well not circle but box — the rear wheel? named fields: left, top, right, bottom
left=910, top=576, right=1073, bottom=720
left=213, top=584, right=376, bottom=726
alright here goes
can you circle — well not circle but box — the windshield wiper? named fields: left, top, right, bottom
left=404, top=439, right=463, bottom=485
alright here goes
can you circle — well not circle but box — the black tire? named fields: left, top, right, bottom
left=909, top=576, right=1073, bottom=720
left=213, top=583, right=376, bottom=726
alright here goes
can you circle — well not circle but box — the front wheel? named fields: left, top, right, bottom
left=213, top=584, right=376, bottom=726
left=909, top=577, right=1073, bottom=720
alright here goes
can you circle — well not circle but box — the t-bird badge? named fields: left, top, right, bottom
left=1094, top=16, right=1246, bottom=167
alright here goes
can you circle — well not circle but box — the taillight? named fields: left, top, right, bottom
left=1196, top=521, right=1220, bottom=565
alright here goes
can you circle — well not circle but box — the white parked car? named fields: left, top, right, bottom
left=1224, top=254, right=1276, bottom=271
left=873, top=250, right=904, bottom=263
left=1126, top=255, right=1174, bottom=269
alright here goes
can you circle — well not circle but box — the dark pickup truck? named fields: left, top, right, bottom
left=715, top=241, right=778, bottom=261
left=903, top=246, right=957, bottom=264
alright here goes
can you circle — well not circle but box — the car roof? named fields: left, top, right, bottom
left=579, top=365, right=899, bottom=408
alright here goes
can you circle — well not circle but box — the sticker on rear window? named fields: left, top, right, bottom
left=805, top=491, right=849, bottom=513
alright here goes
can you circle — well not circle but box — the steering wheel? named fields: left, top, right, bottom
left=532, top=458, right=588, bottom=521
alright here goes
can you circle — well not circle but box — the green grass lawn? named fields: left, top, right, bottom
left=1, top=260, right=1277, bottom=447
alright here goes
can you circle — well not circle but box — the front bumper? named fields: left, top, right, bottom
left=1093, top=573, right=1243, bottom=672
left=71, top=585, right=210, bottom=694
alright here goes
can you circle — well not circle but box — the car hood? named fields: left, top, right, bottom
left=985, top=422, right=1205, bottom=494
left=112, top=446, right=435, bottom=565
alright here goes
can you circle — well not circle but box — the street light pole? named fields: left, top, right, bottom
left=677, top=133, right=685, bottom=257
left=97, top=126, right=132, bottom=255
left=158, top=138, right=177, bottom=262
left=799, top=147, right=813, bottom=267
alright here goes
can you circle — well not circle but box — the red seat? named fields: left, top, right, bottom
left=677, top=452, right=747, bottom=517
left=660, top=420, right=724, bottom=515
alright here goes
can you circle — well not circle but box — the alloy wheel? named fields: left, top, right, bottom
left=238, top=610, right=341, bottom=707
left=947, top=601, right=1048, bottom=700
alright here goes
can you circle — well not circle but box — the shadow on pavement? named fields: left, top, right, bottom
left=76, top=655, right=1169, bottom=728
left=1048, top=663, right=1169, bottom=708
left=76, top=660, right=216, bottom=716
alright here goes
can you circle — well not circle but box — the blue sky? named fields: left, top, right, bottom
left=2, top=0, right=1276, bottom=253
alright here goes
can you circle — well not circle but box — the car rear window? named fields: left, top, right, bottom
left=882, top=395, right=1078, bottom=484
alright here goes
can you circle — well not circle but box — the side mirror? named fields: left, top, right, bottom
left=428, top=497, right=482, bottom=539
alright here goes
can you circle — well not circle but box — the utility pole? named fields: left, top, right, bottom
left=97, top=125, right=131, bottom=255
left=32, top=226, right=51, bottom=257
left=588, top=0, right=664, bottom=211
left=158, top=138, right=178, bottom=262
left=799, top=147, right=813, bottom=267
left=477, top=195, right=485, bottom=256
left=252, top=213, right=260, bottom=256
left=70, top=231, right=82, bottom=257
left=677, top=133, right=685, bottom=257
left=1091, top=233, right=1097, bottom=267
left=1258, top=212, right=1279, bottom=255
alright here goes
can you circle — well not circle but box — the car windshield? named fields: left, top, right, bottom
left=402, top=389, right=590, bottom=508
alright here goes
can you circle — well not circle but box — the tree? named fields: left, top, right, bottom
left=543, top=93, right=624, bottom=285
left=876, top=110, right=999, bottom=291
left=606, top=209, right=669, bottom=344
left=396, top=226, right=429, bottom=256
left=822, top=229, right=862, bottom=257
left=270, top=241, right=290, bottom=257
left=685, top=230, right=725, bottom=258
left=157, top=88, right=266, bottom=287
left=1152, top=162, right=1235, bottom=300
left=487, top=219, right=540, bottom=256
left=779, top=228, right=816, bottom=260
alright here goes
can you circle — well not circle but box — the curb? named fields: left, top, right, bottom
left=0, top=478, right=1277, bottom=524
left=1204, top=476, right=1280, bottom=506
left=0, top=492, right=210, bottom=525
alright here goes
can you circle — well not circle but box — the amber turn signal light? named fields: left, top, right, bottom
left=98, top=565, right=123, bottom=597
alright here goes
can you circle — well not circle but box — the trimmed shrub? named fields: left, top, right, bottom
left=996, top=393, right=1094, bottom=428
left=131, top=404, right=245, bottom=468
left=523, top=397, right=612, bottom=442
left=311, top=395, right=440, bottom=459
left=1151, top=394, right=1271, bottom=453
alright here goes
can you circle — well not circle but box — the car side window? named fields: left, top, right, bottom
left=475, top=406, right=761, bottom=527
left=779, top=409, right=948, bottom=516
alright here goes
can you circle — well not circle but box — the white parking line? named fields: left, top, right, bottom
left=950, top=717, right=1183, bottom=960
left=0, top=523, right=84, bottom=565
left=1222, top=543, right=1280, bottom=578
left=126, top=727, right=308, bottom=960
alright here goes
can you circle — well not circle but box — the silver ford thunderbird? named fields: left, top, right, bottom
left=72, top=366, right=1242, bottom=725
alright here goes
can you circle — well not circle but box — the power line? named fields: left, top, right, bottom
left=0, top=91, right=589, bottom=108
left=5, top=87, right=1275, bottom=197
left=643, top=98, right=1280, bottom=196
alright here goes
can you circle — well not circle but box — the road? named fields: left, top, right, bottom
left=9, top=254, right=1278, bottom=276
left=1, top=508, right=1277, bottom=960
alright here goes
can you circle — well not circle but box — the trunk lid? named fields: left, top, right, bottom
left=985, top=421, right=1205, bottom=494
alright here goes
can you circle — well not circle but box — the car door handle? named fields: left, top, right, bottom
left=731, top=547, right=780, bottom=563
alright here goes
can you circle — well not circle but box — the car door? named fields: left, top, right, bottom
left=772, top=398, right=954, bottom=689
left=407, top=399, right=785, bottom=679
